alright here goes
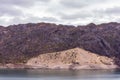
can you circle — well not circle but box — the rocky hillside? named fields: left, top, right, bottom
left=26, top=48, right=116, bottom=69
left=0, top=22, right=120, bottom=69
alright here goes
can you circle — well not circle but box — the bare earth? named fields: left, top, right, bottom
left=0, top=48, right=118, bottom=69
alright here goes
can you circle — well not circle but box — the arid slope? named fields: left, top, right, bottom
left=0, top=22, right=120, bottom=69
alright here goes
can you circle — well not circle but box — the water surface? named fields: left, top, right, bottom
left=0, top=69, right=120, bottom=80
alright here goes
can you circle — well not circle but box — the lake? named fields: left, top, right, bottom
left=0, top=69, right=120, bottom=80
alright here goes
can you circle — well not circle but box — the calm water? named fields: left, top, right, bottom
left=0, top=69, right=120, bottom=80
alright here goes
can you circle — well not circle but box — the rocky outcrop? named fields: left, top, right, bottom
left=0, top=22, right=120, bottom=69
left=26, top=48, right=117, bottom=69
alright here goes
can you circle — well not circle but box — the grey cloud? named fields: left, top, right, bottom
left=39, top=17, right=59, bottom=22
left=0, top=0, right=120, bottom=26
left=60, top=0, right=87, bottom=8
left=0, top=0, right=51, bottom=19
left=2, top=16, right=59, bottom=26
left=0, top=5, right=23, bottom=16
left=93, top=6, right=120, bottom=17
left=24, top=16, right=59, bottom=24
left=0, top=16, right=39, bottom=26
left=104, top=7, right=120, bottom=14
left=60, top=0, right=109, bottom=8
left=0, top=0, right=51, bottom=16
left=60, top=12, right=91, bottom=20
left=0, top=0, right=34, bottom=7
left=22, top=16, right=59, bottom=23
left=0, top=0, right=51, bottom=8
left=0, top=0, right=35, bottom=17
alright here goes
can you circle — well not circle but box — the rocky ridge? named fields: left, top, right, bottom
left=0, top=22, right=120, bottom=69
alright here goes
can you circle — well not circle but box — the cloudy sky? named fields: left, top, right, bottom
left=0, top=0, right=120, bottom=26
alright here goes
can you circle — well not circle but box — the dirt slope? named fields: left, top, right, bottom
left=0, top=22, right=120, bottom=69
left=27, top=48, right=116, bottom=69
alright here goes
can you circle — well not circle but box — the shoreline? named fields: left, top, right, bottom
left=0, top=63, right=119, bottom=70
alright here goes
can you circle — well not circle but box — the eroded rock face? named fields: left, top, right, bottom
left=0, top=22, right=120, bottom=69
left=26, top=48, right=117, bottom=69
